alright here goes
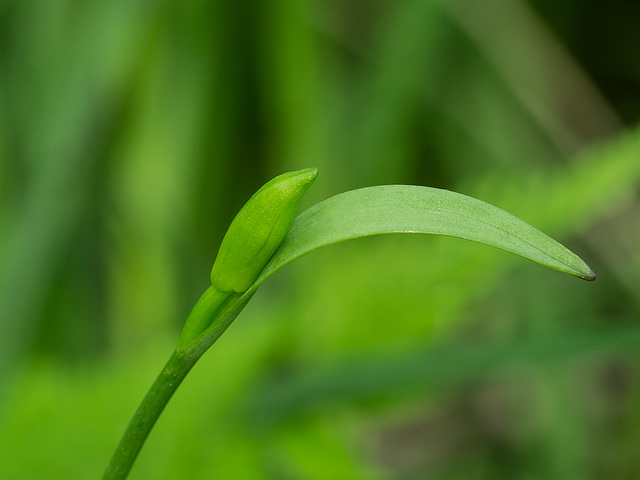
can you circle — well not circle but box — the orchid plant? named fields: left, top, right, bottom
left=103, top=168, right=594, bottom=479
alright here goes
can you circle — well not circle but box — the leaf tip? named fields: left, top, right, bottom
left=572, top=259, right=596, bottom=281
left=581, top=267, right=596, bottom=282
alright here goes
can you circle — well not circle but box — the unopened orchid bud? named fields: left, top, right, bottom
left=178, top=168, right=317, bottom=350
left=210, top=168, right=318, bottom=293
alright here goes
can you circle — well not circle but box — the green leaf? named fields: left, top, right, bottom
left=250, top=185, right=595, bottom=291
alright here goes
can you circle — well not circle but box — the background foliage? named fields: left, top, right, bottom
left=1, top=1, right=639, bottom=478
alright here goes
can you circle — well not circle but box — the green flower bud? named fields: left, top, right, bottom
left=210, top=168, right=318, bottom=293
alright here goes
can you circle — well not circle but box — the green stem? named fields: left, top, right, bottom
left=102, top=349, right=200, bottom=480
left=102, top=289, right=253, bottom=480
left=102, top=289, right=252, bottom=479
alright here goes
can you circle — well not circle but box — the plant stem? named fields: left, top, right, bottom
left=102, top=290, right=251, bottom=479
left=102, top=349, right=200, bottom=480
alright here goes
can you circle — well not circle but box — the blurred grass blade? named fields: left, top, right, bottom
left=251, top=325, right=640, bottom=425
left=253, top=185, right=595, bottom=288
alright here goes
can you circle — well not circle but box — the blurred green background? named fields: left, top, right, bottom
left=1, top=0, right=640, bottom=478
